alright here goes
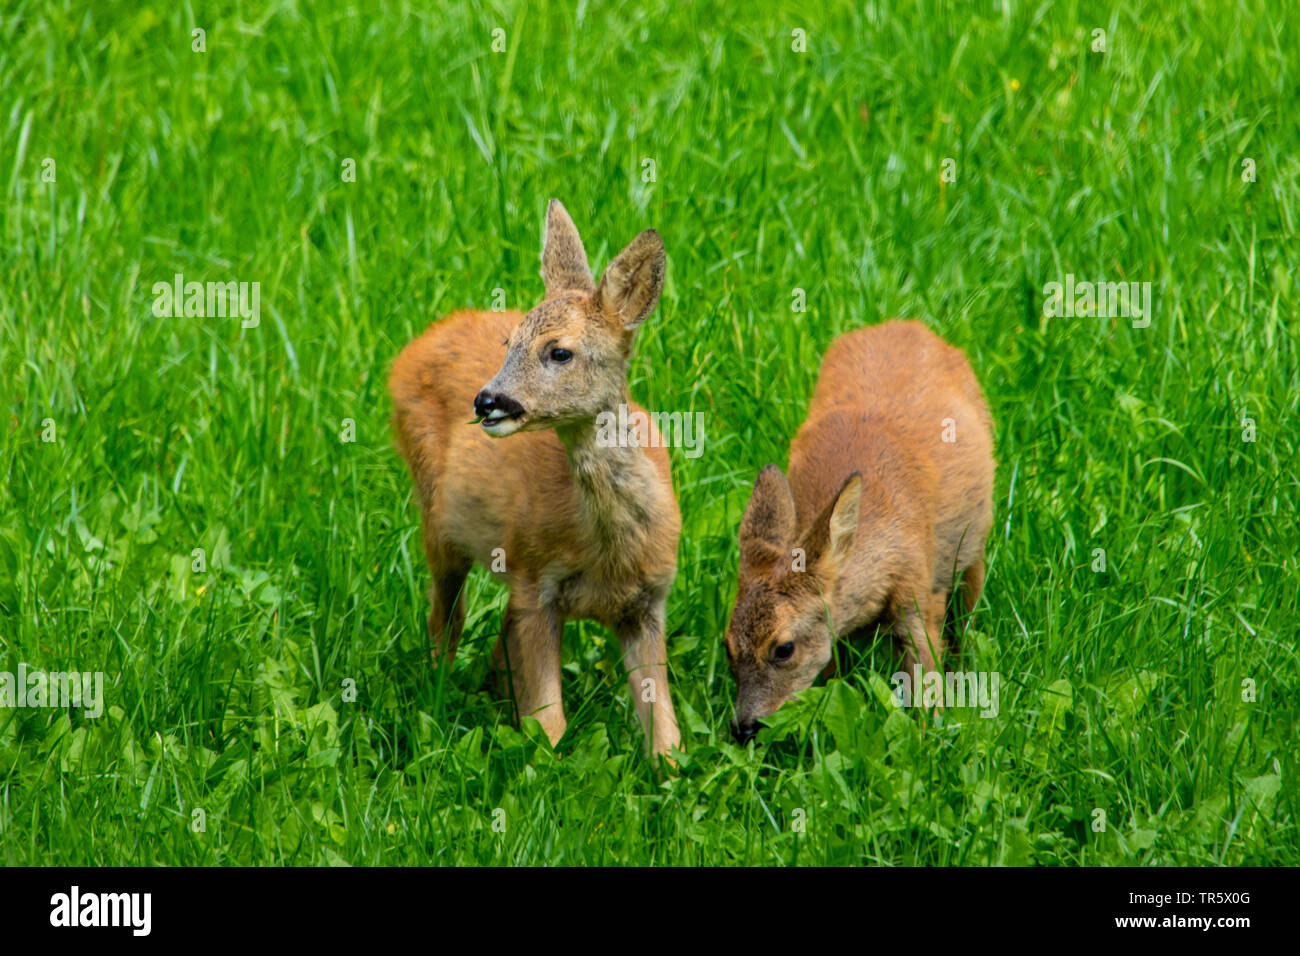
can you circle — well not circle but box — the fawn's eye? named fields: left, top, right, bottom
left=549, top=347, right=574, bottom=364
left=774, top=641, right=795, bottom=661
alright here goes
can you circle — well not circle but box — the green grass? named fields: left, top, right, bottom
left=1, top=0, right=1297, bottom=865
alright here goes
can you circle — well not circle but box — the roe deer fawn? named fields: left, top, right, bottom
left=388, top=200, right=682, bottom=760
left=724, top=321, right=994, bottom=742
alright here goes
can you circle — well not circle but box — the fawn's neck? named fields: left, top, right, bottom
left=819, top=487, right=904, bottom=635
left=556, top=408, right=666, bottom=557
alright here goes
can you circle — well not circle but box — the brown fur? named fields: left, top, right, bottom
left=725, top=320, right=995, bottom=733
left=388, top=201, right=681, bottom=759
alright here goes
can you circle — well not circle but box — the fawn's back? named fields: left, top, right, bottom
left=789, top=320, right=994, bottom=586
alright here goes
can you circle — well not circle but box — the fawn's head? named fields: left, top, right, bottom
left=725, top=467, right=863, bottom=742
left=474, top=200, right=666, bottom=437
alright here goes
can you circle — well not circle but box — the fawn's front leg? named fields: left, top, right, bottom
left=499, top=593, right=567, bottom=747
left=616, top=601, right=681, bottom=761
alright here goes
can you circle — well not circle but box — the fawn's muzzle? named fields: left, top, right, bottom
left=731, top=717, right=762, bottom=744
left=474, top=389, right=525, bottom=427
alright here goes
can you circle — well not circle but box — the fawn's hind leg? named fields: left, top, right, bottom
left=960, top=558, right=985, bottom=617
left=945, top=557, right=986, bottom=652
left=425, top=542, right=471, bottom=666
left=898, top=591, right=949, bottom=712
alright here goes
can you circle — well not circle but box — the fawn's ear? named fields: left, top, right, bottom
left=738, top=465, right=797, bottom=577
left=541, top=199, right=595, bottom=296
left=803, top=473, right=862, bottom=580
left=596, top=228, right=666, bottom=331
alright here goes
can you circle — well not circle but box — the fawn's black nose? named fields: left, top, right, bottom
left=473, top=390, right=524, bottom=420
left=731, top=718, right=761, bottom=744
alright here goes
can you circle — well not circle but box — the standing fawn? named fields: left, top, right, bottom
left=388, top=200, right=682, bottom=760
left=724, top=321, right=994, bottom=742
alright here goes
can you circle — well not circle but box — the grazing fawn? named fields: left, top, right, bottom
left=388, top=200, right=682, bottom=760
left=724, top=321, right=994, bottom=741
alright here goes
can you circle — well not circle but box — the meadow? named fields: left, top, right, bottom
left=0, top=0, right=1296, bottom=865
